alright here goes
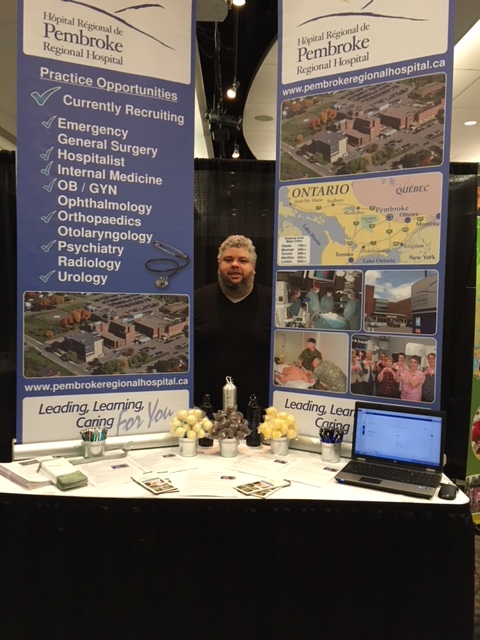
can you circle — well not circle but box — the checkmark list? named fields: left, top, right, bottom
left=43, top=178, right=57, bottom=192
left=41, top=240, right=56, bottom=253
left=41, top=210, right=56, bottom=224
left=42, top=116, right=57, bottom=129
left=39, top=270, right=55, bottom=283
left=31, top=86, right=61, bottom=106
left=40, top=146, right=54, bottom=161
left=41, top=161, right=54, bottom=176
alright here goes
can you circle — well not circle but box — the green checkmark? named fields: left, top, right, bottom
left=41, top=210, right=56, bottom=223
left=31, top=86, right=61, bottom=106
left=42, top=116, right=57, bottom=129
left=41, top=240, right=56, bottom=253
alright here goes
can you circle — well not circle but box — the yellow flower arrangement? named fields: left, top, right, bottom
left=170, top=408, right=213, bottom=440
left=257, top=406, right=298, bottom=441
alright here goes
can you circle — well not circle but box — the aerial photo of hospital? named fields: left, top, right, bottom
left=23, top=292, right=189, bottom=378
left=280, top=73, right=445, bottom=181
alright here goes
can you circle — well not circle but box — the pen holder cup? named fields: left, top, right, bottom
left=321, top=442, right=341, bottom=463
left=83, top=440, right=106, bottom=459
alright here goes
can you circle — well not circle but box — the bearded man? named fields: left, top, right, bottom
left=194, top=235, right=272, bottom=414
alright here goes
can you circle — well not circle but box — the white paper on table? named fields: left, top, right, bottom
left=130, top=450, right=198, bottom=474
left=78, top=458, right=144, bottom=488
left=181, top=471, right=242, bottom=497
left=281, top=459, right=341, bottom=488
left=227, top=454, right=295, bottom=478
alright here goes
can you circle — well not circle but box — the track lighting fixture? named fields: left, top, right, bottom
left=226, top=80, right=240, bottom=99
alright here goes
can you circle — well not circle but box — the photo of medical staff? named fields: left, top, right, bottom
left=364, top=270, right=438, bottom=335
left=351, top=334, right=436, bottom=403
left=274, top=330, right=348, bottom=394
left=275, top=270, right=363, bottom=331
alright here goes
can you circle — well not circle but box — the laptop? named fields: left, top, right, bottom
left=334, top=402, right=445, bottom=499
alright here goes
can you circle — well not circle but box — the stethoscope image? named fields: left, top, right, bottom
left=145, top=240, right=190, bottom=288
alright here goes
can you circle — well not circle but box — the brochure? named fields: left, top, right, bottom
left=234, top=478, right=291, bottom=499
left=0, top=457, right=55, bottom=489
left=131, top=472, right=178, bottom=495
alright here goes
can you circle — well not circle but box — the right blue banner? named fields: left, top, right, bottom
left=273, top=0, right=455, bottom=441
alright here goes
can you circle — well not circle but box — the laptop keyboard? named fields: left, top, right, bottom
left=344, top=461, right=440, bottom=487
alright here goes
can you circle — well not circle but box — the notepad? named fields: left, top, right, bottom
left=38, top=458, right=88, bottom=491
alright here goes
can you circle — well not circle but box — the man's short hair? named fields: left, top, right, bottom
left=217, top=235, right=257, bottom=265
left=307, top=338, right=316, bottom=344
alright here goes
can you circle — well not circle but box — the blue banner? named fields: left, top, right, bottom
left=274, top=0, right=454, bottom=441
left=17, top=0, right=195, bottom=443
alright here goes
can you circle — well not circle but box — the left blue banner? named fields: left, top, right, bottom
left=17, top=0, right=195, bottom=444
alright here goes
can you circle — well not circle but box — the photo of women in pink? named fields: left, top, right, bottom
left=398, top=356, right=425, bottom=402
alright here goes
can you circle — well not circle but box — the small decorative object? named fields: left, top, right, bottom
left=208, top=406, right=251, bottom=457
left=319, top=426, right=344, bottom=463
left=222, top=376, right=237, bottom=411
left=246, top=394, right=262, bottom=448
left=258, top=407, right=298, bottom=456
left=199, top=394, right=215, bottom=448
left=170, top=408, right=213, bottom=457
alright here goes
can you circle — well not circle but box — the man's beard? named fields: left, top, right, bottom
left=218, top=270, right=254, bottom=298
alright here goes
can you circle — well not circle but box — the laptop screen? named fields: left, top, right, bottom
left=354, top=403, right=444, bottom=469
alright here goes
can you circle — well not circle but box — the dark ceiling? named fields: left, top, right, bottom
left=197, top=1, right=278, bottom=159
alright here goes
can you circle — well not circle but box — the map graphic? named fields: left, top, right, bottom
left=277, top=173, right=442, bottom=266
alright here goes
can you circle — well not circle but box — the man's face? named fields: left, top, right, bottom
left=218, top=248, right=255, bottom=294
left=307, top=341, right=315, bottom=351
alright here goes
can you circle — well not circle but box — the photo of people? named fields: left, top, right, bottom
left=471, top=407, right=480, bottom=459
left=275, top=270, right=363, bottom=331
left=274, top=330, right=348, bottom=394
left=351, top=334, right=436, bottom=403
left=365, top=270, right=438, bottom=335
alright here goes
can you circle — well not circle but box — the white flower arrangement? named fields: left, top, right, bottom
left=258, top=406, right=298, bottom=441
left=170, top=408, right=213, bottom=440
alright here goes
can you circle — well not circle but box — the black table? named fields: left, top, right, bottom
left=0, top=494, right=474, bottom=639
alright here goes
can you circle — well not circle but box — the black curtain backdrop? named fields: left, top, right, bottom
left=443, top=162, right=478, bottom=479
left=0, top=154, right=477, bottom=476
left=194, top=158, right=275, bottom=289
left=0, top=151, right=16, bottom=462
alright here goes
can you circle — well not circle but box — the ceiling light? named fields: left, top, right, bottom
left=232, top=0, right=246, bottom=6
left=232, top=143, right=240, bottom=159
left=464, top=120, right=477, bottom=126
left=227, top=81, right=240, bottom=99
